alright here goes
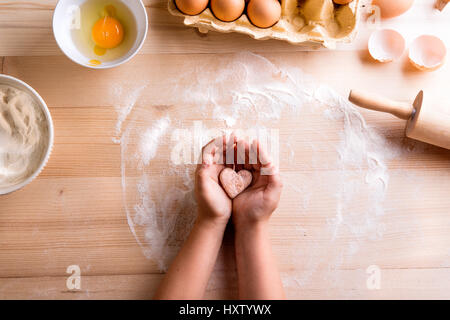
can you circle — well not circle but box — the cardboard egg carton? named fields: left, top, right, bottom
left=168, top=0, right=364, bottom=48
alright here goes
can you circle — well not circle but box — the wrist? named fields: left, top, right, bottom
left=233, top=217, right=269, bottom=235
left=234, top=220, right=270, bottom=249
left=195, top=214, right=229, bottom=233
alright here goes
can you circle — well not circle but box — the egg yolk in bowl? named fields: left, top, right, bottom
left=92, top=16, right=124, bottom=50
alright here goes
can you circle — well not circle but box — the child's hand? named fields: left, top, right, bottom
left=195, top=136, right=232, bottom=228
left=156, top=136, right=284, bottom=300
left=155, top=136, right=235, bottom=300
left=232, top=140, right=283, bottom=228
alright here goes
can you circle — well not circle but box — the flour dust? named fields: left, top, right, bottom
left=113, top=52, right=404, bottom=295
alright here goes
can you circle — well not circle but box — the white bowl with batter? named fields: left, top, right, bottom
left=0, top=75, right=54, bottom=195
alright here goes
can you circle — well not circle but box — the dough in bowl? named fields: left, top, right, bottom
left=0, top=85, right=49, bottom=188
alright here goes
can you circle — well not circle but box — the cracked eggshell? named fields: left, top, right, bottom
left=436, top=0, right=449, bottom=11
left=409, top=35, right=447, bottom=71
left=368, top=29, right=405, bottom=62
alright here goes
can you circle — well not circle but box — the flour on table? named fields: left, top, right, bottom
left=140, top=117, right=170, bottom=166
left=111, top=82, right=148, bottom=144
left=113, top=52, right=406, bottom=291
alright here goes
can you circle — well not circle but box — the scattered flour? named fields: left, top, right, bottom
left=112, top=52, right=409, bottom=292
left=140, top=117, right=170, bottom=166
left=111, top=82, right=148, bottom=144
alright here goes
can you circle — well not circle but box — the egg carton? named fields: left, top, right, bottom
left=168, top=0, right=366, bottom=48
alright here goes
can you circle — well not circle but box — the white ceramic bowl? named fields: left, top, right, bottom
left=53, top=0, right=148, bottom=69
left=0, top=75, right=54, bottom=195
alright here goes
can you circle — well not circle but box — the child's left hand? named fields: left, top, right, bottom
left=195, top=136, right=232, bottom=228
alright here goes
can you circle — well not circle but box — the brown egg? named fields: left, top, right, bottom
left=175, top=0, right=209, bottom=15
left=373, top=0, right=414, bottom=19
left=210, top=0, right=246, bottom=22
left=333, top=0, right=354, bottom=4
left=247, top=0, right=281, bottom=28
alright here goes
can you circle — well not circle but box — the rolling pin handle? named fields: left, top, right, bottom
left=348, top=90, right=414, bottom=120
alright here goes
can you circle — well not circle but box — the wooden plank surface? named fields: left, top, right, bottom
left=0, top=0, right=329, bottom=57
left=1, top=0, right=448, bottom=56
left=1, top=0, right=450, bottom=300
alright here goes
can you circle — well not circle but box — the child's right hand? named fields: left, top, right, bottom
left=232, top=140, right=283, bottom=229
left=195, top=136, right=233, bottom=228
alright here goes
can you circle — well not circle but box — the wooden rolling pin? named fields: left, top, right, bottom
left=349, top=90, right=450, bottom=150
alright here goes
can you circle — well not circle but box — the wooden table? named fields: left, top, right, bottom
left=1, top=0, right=450, bottom=300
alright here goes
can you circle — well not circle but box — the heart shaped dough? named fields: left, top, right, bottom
left=219, top=168, right=253, bottom=199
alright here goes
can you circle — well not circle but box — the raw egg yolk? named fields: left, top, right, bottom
left=92, top=16, right=124, bottom=49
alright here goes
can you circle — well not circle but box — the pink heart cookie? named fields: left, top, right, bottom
left=219, top=168, right=253, bottom=199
